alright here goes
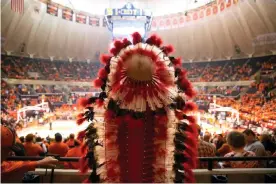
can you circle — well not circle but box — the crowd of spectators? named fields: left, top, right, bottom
left=2, top=55, right=275, bottom=82
left=1, top=55, right=102, bottom=81
left=198, top=127, right=276, bottom=169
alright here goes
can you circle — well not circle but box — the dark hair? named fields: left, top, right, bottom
left=55, top=133, right=62, bottom=142
left=19, top=136, right=25, bottom=143
left=243, top=129, right=255, bottom=137
left=227, top=131, right=246, bottom=149
left=69, top=133, right=75, bottom=139
left=25, top=134, right=34, bottom=142
left=36, top=137, right=42, bottom=142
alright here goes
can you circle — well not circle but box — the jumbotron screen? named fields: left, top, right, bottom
left=112, top=20, right=146, bottom=40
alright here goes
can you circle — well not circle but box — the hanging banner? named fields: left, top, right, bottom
left=219, top=2, right=225, bottom=12
left=151, top=19, right=157, bottom=31
left=186, top=14, right=192, bottom=22
left=164, top=17, right=172, bottom=29
left=213, top=5, right=218, bottom=15
left=76, top=13, right=87, bottom=24
left=62, top=8, right=73, bottom=21
left=46, top=3, right=58, bottom=16
left=178, top=14, right=185, bottom=27
left=193, top=12, right=198, bottom=21
left=171, top=16, right=178, bottom=28
left=158, top=18, right=165, bottom=30
left=199, top=9, right=205, bottom=19
left=89, top=16, right=100, bottom=26
left=226, top=0, right=232, bottom=8
left=206, top=7, right=212, bottom=16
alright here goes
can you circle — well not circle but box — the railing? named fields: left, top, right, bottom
left=7, top=156, right=276, bottom=171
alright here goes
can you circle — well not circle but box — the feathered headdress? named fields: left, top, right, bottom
left=76, top=32, right=198, bottom=183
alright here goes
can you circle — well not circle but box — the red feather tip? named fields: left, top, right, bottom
left=183, top=102, right=198, bottom=113
left=172, top=57, right=182, bottom=67
left=77, top=118, right=86, bottom=125
left=100, top=54, right=111, bottom=65
left=98, top=68, right=108, bottom=79
left=93, top=78, right=104, bottom=88
left=132, top=32, right=142, bottom=45
left=114, top=40, right=124, bottom=50
left=122, top=38, right=131, bottom=47
left=77, top=113, right=85, bottom=119
left=155, top=37, right=163, bottom=47
left=77, top=98, right=89, bottom=108
left=163, top=45, right=174, bottom=55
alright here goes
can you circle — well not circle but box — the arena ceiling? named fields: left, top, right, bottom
left=1, top=0, right=276, bottom=62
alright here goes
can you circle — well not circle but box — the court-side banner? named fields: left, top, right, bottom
left=89, top=16, right=100, bottom=27
left=46, top=3, right=58, bottom=16
left=62, top=8, right=73, bottom=21
left=150, top=0, right=239, bottom=31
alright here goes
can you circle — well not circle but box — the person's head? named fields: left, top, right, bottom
left=203, top=133, right=211, bottom=142
left=243, top=129, right=256, bottom=144
left=19, top=136, right=25, bottom=143
left=227, top=131, right=246, bottom=151
left=1, top=125, right=16, bottom=161
left=25, top=134, right=34, bottom=143
left=260, top=133, right=270, bottom=142
left=36, top=136, right=42, bottom=142
left=55, top=133, right=62, bottom=142
left=217, top=134, right=223, bottom=141
left=69, top=133, right=75, bottom=139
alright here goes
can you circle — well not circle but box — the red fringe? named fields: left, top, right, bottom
left=79, top=156, right=89, bottom=174
left=132, top=32, right=142, bottom=44
left=145, top=34, right=163, bottom=47
left=77, top=118, right=86, bottom=125
left=98, top=68, right=108, bottom=79
left=175, top=110, right=184, bottom=120
left=77, top=130, right=86, bottom=141
left=183, top=102, right=198, bottom=113
left=104, top=110, right=115, bottom=121
left=82, top=178, right=90, bottom=183
left=77, top=98, right=89, bottom=108
left=114, top=40, right=124, bottom=51
left=163, top=45, right=174, bottom=55
left=179, top=78, right=192, bottom=89
left=100, top=54, right=111, bottom=65
left=93, top=78, right=104, bottom=88
left=80, top=144, right=88, bottom=155
left=110, top=47, right=120, bottom=56
left=183, top=163, right=196, bottom=183
left=96, top=99, right=104, bottom=107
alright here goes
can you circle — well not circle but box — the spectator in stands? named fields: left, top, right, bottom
left=66, top=134, right=80, bottom=149
left=272, top=128, right=276, bottom=143
left=197, top=126, right=216, bottom=169
left=1, top=125, right=58, bottom=183
left=203, top=132, right=211, bottom=143
left=215, top=134, right=224, bottom=150
left=216, top=142, right=232, bottom=157
left=35, top=137, right=47, bottom=154
left=23, top=134, right=44, bottom=156
left=260, top=133, right=276, bottom=155
left=223, top=131, right=258, bottom=168
left=48, top=133, right=69, bottom=157
left=243, top=129, right=266, bottom=157
left=64, top=141, right=87, bottom=169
